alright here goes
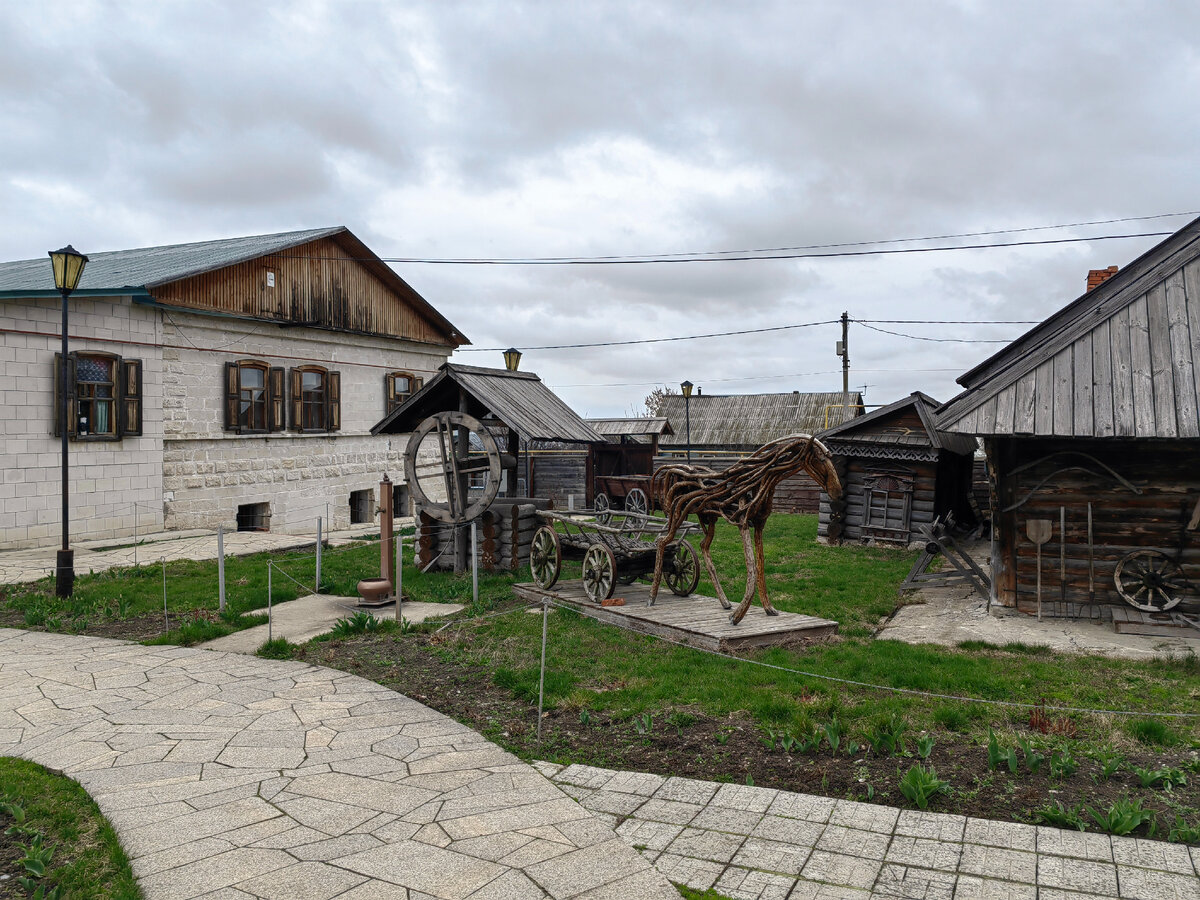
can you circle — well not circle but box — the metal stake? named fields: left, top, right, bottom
left=395, top=532, right=404, bottom=623
left=537, top=598, right=549, bottom=743
left=217, top=525, right=226, bottom=612
left=162, top=558, right=168, bottom=633
left=471, top=521, right=479, bottom=607
left=268, top=561, right=273, bottom=643
left=316, top=517, right=323, bottom=593
left=134, top=502, right=138, bottom=568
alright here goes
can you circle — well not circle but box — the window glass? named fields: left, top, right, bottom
left=301, top=370, right=326, bottom=430
left=76, top=356, right=115, bottom=436
left=239, top=365, right=267, bottom=431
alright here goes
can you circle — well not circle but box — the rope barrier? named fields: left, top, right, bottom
left=533, top=596, right=1200, bottom=720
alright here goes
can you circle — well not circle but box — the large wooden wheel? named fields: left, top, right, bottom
left=664, top=539, right=701, bottom=596
left=1114, top=550, right=1189, bottom=612
left=593, top=492, right=612, bottom=525
left=530, top=526, right=562, bottom=589
left=403, top=412, right=501, bottom=524
left=582, top=544, right=617, bottom=603
left=625, top=487, right=649, bottom=517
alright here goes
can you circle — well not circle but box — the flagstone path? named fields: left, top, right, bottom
left=0, top=630, right=674, bottom=899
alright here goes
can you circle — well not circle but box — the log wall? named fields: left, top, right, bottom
left=414, top=497, right=554, bottom=573
left=652, top=455, right=821, bottom=513
left=529, top=453, right=588, bottom=506
left=817, top=459, right=939, bottom=544
left=992, top=437, right=1200, bottom=615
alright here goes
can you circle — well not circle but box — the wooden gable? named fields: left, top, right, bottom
left=150, top=234, right=461, bottom=347
left=939, top=219, right=1200, bottom=439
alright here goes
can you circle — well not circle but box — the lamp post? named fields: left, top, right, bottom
left=502, top=348, right=522, bottom=372
left=49, top=245, right=88, bottom=598
left=680, top=380, right=693, bottom=463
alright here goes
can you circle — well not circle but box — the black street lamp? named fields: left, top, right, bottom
left=49, top=245, right=88, bottom=598
left=680, top=380, right=693, bottom=463
left=502, top=348, right=522, bottom=372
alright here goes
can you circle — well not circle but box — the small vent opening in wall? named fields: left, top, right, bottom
left=236, top=502, right=271, bottom=532
left=349, top=489, right=375, bottom=525
left=392, top=484, right=409, bottom=518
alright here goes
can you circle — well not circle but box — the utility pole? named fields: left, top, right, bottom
left=838, top=311, right=850, bottom=424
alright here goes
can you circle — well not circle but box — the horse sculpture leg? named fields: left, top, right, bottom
left=754, top=523, right=777, bottom=615
left=697, top=516, right=731, bottom=610
left=649, top=516, right=682, bottom=606
left=729, top=525, right=758, bottom=625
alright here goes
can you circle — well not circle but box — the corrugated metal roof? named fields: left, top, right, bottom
left=819, top=392, right=977, bottom=455
left=0, top=227, right=344, bottom=294
left=657, top=391, right=862, bottom=448
left=372, top=363, right=604, bottom=444
left=585, top=417, right=675, bottom=438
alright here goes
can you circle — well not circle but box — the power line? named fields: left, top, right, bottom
left=854, top=320, right=1015, bottom=344
left=551, top=367, right=964, bottom=389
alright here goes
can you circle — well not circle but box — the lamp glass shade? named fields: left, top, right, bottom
left=49, top=245, right=88, bottom=293
left=503, top=348, right=522, bottom=371
left=680, top=380, right=693, bottom=398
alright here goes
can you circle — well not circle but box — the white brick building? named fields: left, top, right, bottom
left=0, top=227, right=466, bottom=549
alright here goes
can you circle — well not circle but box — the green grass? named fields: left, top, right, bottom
left=3, top=528, right=500, bottom=645
left=0, top=757, right=141, bottom=899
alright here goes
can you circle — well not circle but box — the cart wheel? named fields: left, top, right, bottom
left=582, top=544, right=617, bottom=603
left=625, top=487, right=649, bottom=517
left=1114, top=550, right=1189, bottom=612
left=594, top=493, right=612, bottom=525
left=530, top=526, right=562, bottom=590
left=665, top=539, right=701, bottom=596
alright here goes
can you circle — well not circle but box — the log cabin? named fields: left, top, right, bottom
left=937, top=216, right=1200, bottom=621
left=816, top=392, right=977, bottom=546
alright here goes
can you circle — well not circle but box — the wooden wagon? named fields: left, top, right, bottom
left=529, top=509, right=700, bottom=603
left=592, top=474, right=653, bottom=520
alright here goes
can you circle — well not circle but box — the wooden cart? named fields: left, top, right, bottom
left=592, top=474, right=652, bottom=522
left=529, top=509, right=700, bottom=603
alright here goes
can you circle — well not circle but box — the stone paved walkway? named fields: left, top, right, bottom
left=539, top=762, right=1200, bottom=900
left=0, top=630, right=675, bottom=899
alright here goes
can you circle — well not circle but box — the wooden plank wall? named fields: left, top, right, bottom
left=949, top=259, right=1200, bottom=438
left=994, top=437, right=1200, bottom=614
left=152, top=236, right=451, bottom=345
left=652, top=455, right=820, bottom=513
left=529, top=453, right=588, bottom=505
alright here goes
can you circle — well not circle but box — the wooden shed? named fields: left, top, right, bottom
left=817, top=392, right=977, bottom=546
left=654, top=390, right=863, bottom=514
left=937, top=216, right=1200, bottom=622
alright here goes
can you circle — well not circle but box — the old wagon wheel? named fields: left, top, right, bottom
left=593, top=492, right=612, bottom=525
left=1114, top=550, right=1189, bottom=612
left=403, top=412, right=501, bottom=525
left=582, top=544, right=616, bottom=603
left=530, top=526, right=562, bottom=589
left=665, top=539, right=701, bottom=596
left=625, top=487, right=649, bottom=517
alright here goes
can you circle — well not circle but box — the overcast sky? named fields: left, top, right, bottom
left=4, top=1, right=1199, bottom=418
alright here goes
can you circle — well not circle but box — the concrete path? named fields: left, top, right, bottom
left=880, top=580, right=1200, bottom=661
left=200, top=595, right=465, bottom=654
left=542, top=762, right=1200, bottom=899
left=0, top=630, right=675, bottom=899
left=0, top=521, right=402, bottom=585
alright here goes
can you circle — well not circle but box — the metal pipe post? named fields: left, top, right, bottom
left=471, top=521, right=479, bottom=607
left=217, top=525, right=226, bottom=612
left=395, top=532, right=404, bottom=622
left=316, top=517, right=322, bottom=593
left=162, top=558, right=168, bottom=633
left=134, top=502, right=138, bottom=568
left=268, top=562, right=273, bottom=642
left=537, top=598, right=549, bottom=743
left=56, top=288, right=73, bottom=597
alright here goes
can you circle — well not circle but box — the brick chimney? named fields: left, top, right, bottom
left=1087, top=265, right=1119, bottom=292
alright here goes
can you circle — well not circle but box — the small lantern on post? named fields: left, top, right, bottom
left=680, top=380, right=694, bottom=463
left=49, top=244, right=88, bottom=598
left=503, top=348, right=522, bottom=372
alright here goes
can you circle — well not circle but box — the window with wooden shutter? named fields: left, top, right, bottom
left=290, top=367, right=303, bottom=430
left=55, top=351, right=142, bottom=440
left=224, top=360, right=270, bottom=434
left=224, top=361, right=240, bottom=431
left=327, top=371, right=341, bottom=431
left=385, top=371, right=418, bottom=414
left=268, top=367, right=285, bottom=431
left=121, top=359, right=143, bottom=437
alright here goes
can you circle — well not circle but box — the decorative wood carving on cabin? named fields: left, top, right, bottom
left=861, top=468, right=915, bottom=541
left=648, top=434, right=843, bottom=625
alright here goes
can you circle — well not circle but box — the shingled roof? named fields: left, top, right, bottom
left=657, top=390, right=862, bottom=449
left=819, top=391, right=977, bottom=456
left=585, top=417, right=675, bottom=439
left=372, top=363, right=604, bottom=444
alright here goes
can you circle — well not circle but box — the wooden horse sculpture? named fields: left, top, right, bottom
left=649, top=434, right=842, bottom=624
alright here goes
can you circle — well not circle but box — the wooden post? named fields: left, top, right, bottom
left=380, top=473, right=395, bottom=594
left=455, top=392, right=470, bottom=572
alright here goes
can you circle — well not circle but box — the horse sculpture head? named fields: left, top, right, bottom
left=752, top=433, right=843, bottom=502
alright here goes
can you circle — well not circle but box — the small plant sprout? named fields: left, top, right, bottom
left=632, top=713, right=653, bottom=735
left=1034, top=800, right=1088, bottom=831
left=898, top=765, right=950, bottom=810
left=986, top=729, right=1005, bottom=771
left=1087, top=797, right=1155, bottom=836
left=823, top=717, right=843, bottom=754
left=1090, top=746, right=1125, bottom=781
left=1049, top=747, right=1079, bottom=780
left=1133, top=766, right=1188, bottom=791
left=578, top=709, right=591, bottom=726
left=1017, top=736, right=1045, bottom=774
left=917, top=733, right=935, bottom=761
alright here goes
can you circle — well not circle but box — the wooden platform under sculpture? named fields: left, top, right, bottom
left=512, top=580, right=838, bottom=652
